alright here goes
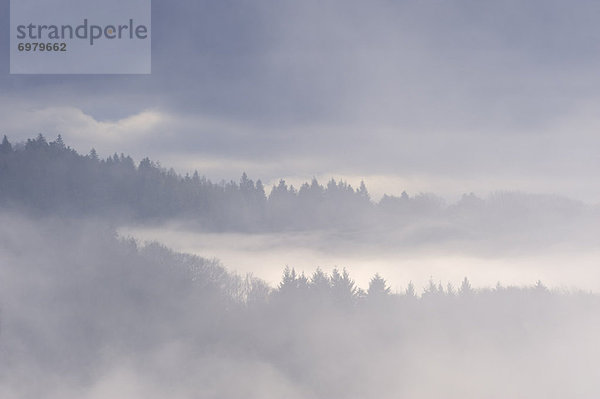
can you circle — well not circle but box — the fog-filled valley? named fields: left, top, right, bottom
left=2, top=213, right=600, bottom=398
left=3, top=134, right=600, bottom=289
left=120, top=225, right=600, bottom=293
left=4, top=0, right=600, bottom=395
left=1, top=135, right=600, bottom=397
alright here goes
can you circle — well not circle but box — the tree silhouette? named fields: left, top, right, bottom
left=459, top=277, right=474, bottom=296
left=0, top=135, right=12, bottom=154
left=367, top=273, right=391, bottom=299
left=330, top=267, right=359, bottom=306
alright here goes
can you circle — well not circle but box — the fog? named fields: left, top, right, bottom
left=2, top=136, right=600, bottom=397
left=120, top=223, right=600, bottom=293
left=3, top=0, right=600, bottom=394
left=1, top=212, right=600, bottom=398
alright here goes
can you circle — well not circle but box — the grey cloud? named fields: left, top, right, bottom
left=2, top=0, right=600, bottom=200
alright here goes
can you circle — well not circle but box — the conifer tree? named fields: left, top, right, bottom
left=367, top=273, right=391, bottom=298
left=0, top=135, right=12, bottom=154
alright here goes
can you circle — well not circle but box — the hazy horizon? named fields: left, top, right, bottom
left=2, top=0, right=600, bottom=397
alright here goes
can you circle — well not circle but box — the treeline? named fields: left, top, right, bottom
left=0, top=134, right=592, bottom=235
left=272, top=266, right=566, bottom=316
left=0, top=134, right=373, bottom=230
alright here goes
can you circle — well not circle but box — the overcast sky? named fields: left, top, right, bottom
left=1, top=0, right=600, bottom=201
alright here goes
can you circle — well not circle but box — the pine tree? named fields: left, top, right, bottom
left=89, top=148, right=99, bottom=161
left=331, top=267, right=358, bottom=306
left=423, top=278, right=441, bottom=298
left=459, top=277, right=473, bottom=296
left=405, top=281, right=416, bottom=298
left=358, top=180, right=370, bottom=201
left=53, top=134, right=65, bottom=149
left=367, top=273, right=391, bottom=298
left=240, top=172, right=254, bottom=192
left=255, top=180, right=266, bottom=201
left=310, top=267, right=331, bottom=298
left=278, top=266, right=298, bottom=293
left=0, top=135, right=12, bottom=154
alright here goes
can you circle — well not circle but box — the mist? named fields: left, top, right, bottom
left=3, top=134, right=600, bottom=292
left=3, top=0, right=600, bottom=394
left=1, top=211, right=600, bottom=398
left=1, top=137, right=600, bottom=397
left=118, top=225, right=600, bottom=293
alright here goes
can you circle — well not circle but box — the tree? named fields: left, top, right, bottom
left=278, top=266, right=298, bottom=293
left=242, top=274, right=272, bottom=306
left=358, top=180, right=370, bottom=201
left=255, top=179, right=266, bottom=200
left=367, top=273, right=391, bottom=299
left=297, top=272, right=310, bottom=292
left=459, top=277, right=474, bottom=296
left=0, top=135, right=12, bottom=154
left=52, top=134, right=65, bottom=149
left=423, top=277, right=443, bottom=299
left=309, top=267, right=331, bottom=300
left=240, top=172, right=254, bottom=192
left=25, top=133, right=48, bottom=150
left=330, top=267, right=358, bottom=306
left=405, top=281, right=416, bottom=298
left=88, top=148, right=99, bottom=161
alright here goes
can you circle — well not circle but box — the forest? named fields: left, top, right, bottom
left=0, top=134, right=596, bottom=239
left=1, top=213, right=599, bottom=398
left=1, top=135, right=599, bottom=398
